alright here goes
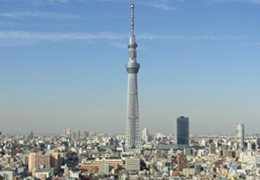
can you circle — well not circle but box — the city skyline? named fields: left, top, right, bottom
left=1, top=0, right=260, bottom=134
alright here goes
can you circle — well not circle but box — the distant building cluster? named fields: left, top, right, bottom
left=1, top=123, right=260, bottom=179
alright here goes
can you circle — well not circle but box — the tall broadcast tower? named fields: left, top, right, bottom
left=125, top=4, right=141, bottom=151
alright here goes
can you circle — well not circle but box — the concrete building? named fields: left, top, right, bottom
left=142, top=128, right=149, bottom=142
left=209, top=143, right=216, bottom=154
left=175, top=116, right=189, bottom=146
left=28, top=153, right=51, bottom=173
left=76, top=129, right=80, bottom=139
left=64, top=128, right=71, bottom=138
left=177, top=154, right=188, bottom=171
left=183, top=168, right=196, bottom=176
left=30, top=131, right=33, bottom=140
left=236, top=123, right=244, bottom=148
left=125, top=157, right=140, bottom=171
left=50, top=152, right=61, bottom=174
left=125, top=4, right=141, bottom=151
left=32, top=167, right=54, bottom=180
left=98, top=159, right=110, bottom=174
left=28, top=152, right=61, bottom=175
left=0, top=167, right=16, bottom=180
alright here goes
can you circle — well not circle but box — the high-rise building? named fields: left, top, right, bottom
left=76, top=129, right=81, bottom=139
left=142, top=128, right=149, bottom=142
left=175, top=116, right=189, bottom=146
left=236, top=123, right=244, bottom=148
left=256, top=137, right=260, bottom=148
left=83, top=131, right=89, bottom=139
left=30, top=131, right=33, bottom=140
left=64, top=128, right=71, bottom=138
left=125, top=4, right=141, bottom=151
left=209, top=143, right=216, bottom=154
left=73, top=132, right=76, bottom=139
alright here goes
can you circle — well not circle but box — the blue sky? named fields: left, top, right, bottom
left=0, top=0, right=260, bottom=135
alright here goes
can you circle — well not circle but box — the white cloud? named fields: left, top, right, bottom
left=0, top=12, right=83, bottom=20
left=0, top=21, right=15, bottom=27
left=138, top=34, right=247, bottom=41
left=138, top=0, right=175, bottom=11
left=252, top=42, right=260, bottom=45
left=209, top=0, right=260, bottom=4
left=0, top=0, right=70, bottom=7
left=109, top=42, right=127, bottom=48
left=144, top=1, right=175, bottom=10
left=0, top=31, right=127, bottom=41
left=48, top=0, right=69, bottom=3
left=0, top=0, right=176, bottom=10
left=0, top=31, right=247, bottom=47
left=31, top=0, right=69, bottom=6
left=79, top=0, right=176, bottom=11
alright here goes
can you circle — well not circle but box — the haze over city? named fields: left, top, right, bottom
left=1, top=0, right=260, bottom=134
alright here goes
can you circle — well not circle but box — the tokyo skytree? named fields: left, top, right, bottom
left=125, top=4, right=141, bottom=151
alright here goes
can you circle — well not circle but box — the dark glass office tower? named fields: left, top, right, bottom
left=175, top=116, right=189, bottom=145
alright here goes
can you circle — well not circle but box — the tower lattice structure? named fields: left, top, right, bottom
left=125, top=4, right=141, bottom=151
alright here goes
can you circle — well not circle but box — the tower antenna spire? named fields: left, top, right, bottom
left=131, top=4, right=134, bottom=35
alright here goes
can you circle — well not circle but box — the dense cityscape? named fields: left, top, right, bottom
left=1, top=1, right=260, bottom=180
left=1, top=124, right=260, bottom=180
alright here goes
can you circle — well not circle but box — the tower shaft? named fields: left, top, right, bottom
left=125, top=4, right=140, bottom=151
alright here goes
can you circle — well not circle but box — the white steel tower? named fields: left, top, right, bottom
left=125, top=4, right=141, bottom=151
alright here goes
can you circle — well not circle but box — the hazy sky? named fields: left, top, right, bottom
left=1, top=0, right=260, bottom=135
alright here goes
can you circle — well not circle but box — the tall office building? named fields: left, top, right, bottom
left=64, top=128, right=71, bottom=138
left=76, top=129, right=81, bottom=139
left=175, top=116, right=189, bottom=146
left=236, top=123, right=244, bottom=148
left=30, top=131, right=33, bottom=140
left=83, top=131, right=89, bottom=139
left=209, top=143, right=216, bottom=154
left=142, top=128, right=149, bottom=142
left=125, top=4, right=141, bottom=151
